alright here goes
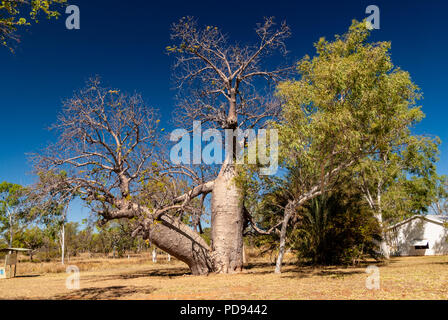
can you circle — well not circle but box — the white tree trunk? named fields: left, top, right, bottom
left=152, top=248, right=157, bottom=263
left=363, top=179, right=390, bottom=260
left=242, top=243, right=247, bottom=264
left=373, top=213, right=390, bottom=259
left=60, top=205, right=68, bottom=265
left=379, top=237, right=390, bottom=259
left=61, top=223, right=65, bottom=265
left=8, top=207, right=13, bottom=248
left=376, top=182, right=390, bottom=259
left=275, top=204, right=293, bottom=274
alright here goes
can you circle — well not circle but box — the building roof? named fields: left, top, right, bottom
left=387, top=215, right=448, bottom=231
left=411, top=239, right=429, bottom=246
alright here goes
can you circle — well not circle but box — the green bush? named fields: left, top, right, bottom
left=290, top=188, right=382, bottom=265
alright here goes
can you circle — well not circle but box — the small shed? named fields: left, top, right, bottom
left=386, top=215, right=448, bottom=256
left=0, top=248, right=31, bottom=279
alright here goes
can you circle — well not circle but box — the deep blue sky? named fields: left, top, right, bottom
left=0, top=0, right=447, bottom=223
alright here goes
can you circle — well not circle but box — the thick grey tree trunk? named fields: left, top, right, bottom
left=136, top=164, right=245, bottom=274
left=211, top=163, right=244, bottom=273
left=123, top=202, right=213, bottom=275
left=146, top=214, right=214, bottom=275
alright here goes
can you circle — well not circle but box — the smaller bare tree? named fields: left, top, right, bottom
left=31, top=77, right=214, bottom=274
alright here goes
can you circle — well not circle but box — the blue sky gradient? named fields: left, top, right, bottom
left=0, top=0, right=446, bottom=223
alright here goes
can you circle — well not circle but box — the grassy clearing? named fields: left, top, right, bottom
left=0, top=254, right=447, bottom=300
left=5, top=253, right=170, bottom=275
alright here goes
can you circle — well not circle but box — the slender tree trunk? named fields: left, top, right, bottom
left=275, top=203, right=293, bottom=274
left=61, top=223, right=65, bottom=265
left=60, top=205, right=68, bottom=265
left=242, top=243, right=247, bottom=264
left=380, top=237, right=390, bottom=259
left=374, top=212, right=390, bottom=259
left=211, top=162, right=244, bottom=273
left=152, top=248, right=157, bottom=263
left=8, top=207, right=13, bottom=248
left=376, top=182, right=390, bottom=259
left=363, top=178, right=390, bottom=259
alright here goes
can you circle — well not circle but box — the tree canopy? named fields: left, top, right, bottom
left=242, top=20, right=442, bottom=271
left=0, top=0, right=66, bottom=51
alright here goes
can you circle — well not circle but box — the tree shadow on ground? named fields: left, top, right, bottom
left=244, top=259, right=392, bottom=279
left=428, top=261, right=448, bottom=266
left=53, top=285, right=155, bottom=300
left=243, top=262, right=278, bottom=274
left=120, top=267, right=190, bottom=279
left=84, top=267, right=190, bottom=283
left=244, top=261, right=315, bottom=278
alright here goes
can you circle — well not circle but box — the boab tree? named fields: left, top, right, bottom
left=167, top=16, right=292, bottom=273
left=33, top=17, right=292, bottom=275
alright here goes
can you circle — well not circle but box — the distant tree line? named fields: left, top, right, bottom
left=0, top=208, right=151, bottom=262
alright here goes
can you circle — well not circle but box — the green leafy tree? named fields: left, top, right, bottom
left=258, top=20, right=437, bottom=272
left=0, top=0, right=66, bottom=51
left=431, top=175, right=448, bottom=215
left=30, top=170, right=76, bottom=264
left=93, top=220, right=141, bottom=258
left=353, top=133, right=440, bottom=258
left=0, top=182, right=27, bottom=247
left=291, top=187, right=381, bottom=265
left=16, top=226, right=44, bottom=261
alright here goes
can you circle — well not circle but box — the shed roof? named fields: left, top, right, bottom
left=387, top=215, right=448, bottom=231
left=410, top=239, right=429, bottom=246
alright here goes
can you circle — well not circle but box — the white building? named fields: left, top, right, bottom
left=386, top=215, right=448, bottom=256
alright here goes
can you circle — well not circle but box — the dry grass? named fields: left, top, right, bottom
left=0, top=253, right=447, bottom=300
left=8, top=253, right=170, bottom=275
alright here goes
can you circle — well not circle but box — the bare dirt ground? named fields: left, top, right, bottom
left=0, top=255, right=447, bottom=300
